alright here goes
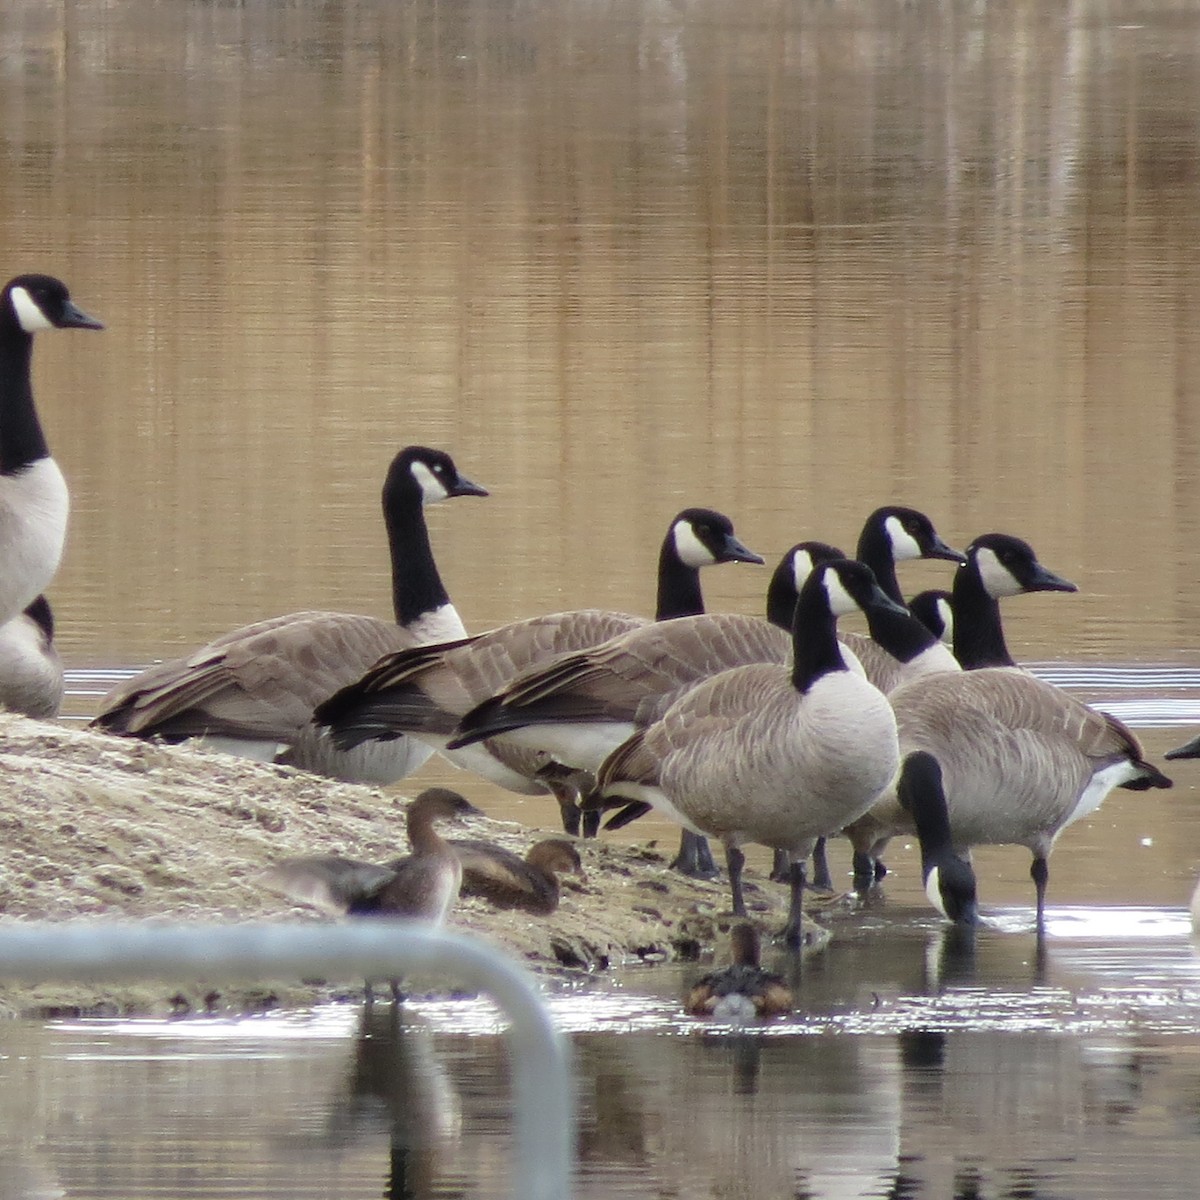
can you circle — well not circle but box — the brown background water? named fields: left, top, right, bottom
left=5, top=1, right=1200, bottom=1194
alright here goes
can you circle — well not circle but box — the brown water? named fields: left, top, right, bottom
left=5, top=0, right=1200, bottom=1193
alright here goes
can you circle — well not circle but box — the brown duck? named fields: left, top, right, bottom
left=263, top=788, right=481, bottom=924
left=452, top=837, right=584, bottom=915
left=685, top=923, right=793, bottom=1020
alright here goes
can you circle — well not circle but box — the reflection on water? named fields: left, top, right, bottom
left=5, top=906, right=1200, bottom=1198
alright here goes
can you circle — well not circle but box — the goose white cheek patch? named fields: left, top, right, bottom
left=975, top=547, right=1024, bottom=598
left=9, top=288, right=54, bottom=333
left=884, top=515, right=924, bottom=562
left=791, top=550, right=815, bottom=593
left=936, top=598, right=954, bottom=645
left=823, top=572, right=860, bottom=617
left=411, top=461, right=450, bottom=504
left=673, top=520, right=715, bottom=568
left=925, top=866, right=950, bottom=919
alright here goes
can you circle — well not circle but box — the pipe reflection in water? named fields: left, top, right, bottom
left=284, top=1004, right=463, bottom=1200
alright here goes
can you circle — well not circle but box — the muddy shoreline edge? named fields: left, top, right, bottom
left=0, top=714, right=830, bottom=1017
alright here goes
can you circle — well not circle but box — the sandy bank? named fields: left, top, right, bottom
left=0, top=715, right=827, bottom=1016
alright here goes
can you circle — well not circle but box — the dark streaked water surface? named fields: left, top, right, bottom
left=6, top=0, right=1200, bottom=1194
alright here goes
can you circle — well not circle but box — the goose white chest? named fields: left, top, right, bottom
left=0, top=458, right=68, bottom=626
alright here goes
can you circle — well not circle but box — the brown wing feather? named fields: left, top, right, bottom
left=316, top=610, right=650, bottom=738
left=95, top=612, right=409, bottom=741
left=485, top=614, right=791, bottom=726
left=261, top=855, right=397, bottom=915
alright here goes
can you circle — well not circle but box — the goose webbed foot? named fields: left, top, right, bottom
left=671, top=830, right=721, bottom=879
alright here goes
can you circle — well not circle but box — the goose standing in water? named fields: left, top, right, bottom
left=841, top=532, right=1078, bottom=886
left=314, top=508, right=763, bottom=830
left=452, top=836, right=583, bottom=914
left=844, top=669, right=1171, bottom=924
left=92, top=446, right=486, bottom=783
left=262, top=787, right=482, bottom=922
left=684, top=923, right=793, bottom=1020
left=0, top=595, right=64, bottom=718
left=594, top=559, right=905, bottom=948
left=0, top=274, right=103, bottom=627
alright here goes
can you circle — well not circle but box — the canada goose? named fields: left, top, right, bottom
left=0, top=594, right=63, bottom=718
left=895, top=751, right=978, bottom=924
left=845, top=532, right=1078, bottom=887
left=91, top=446, right=486, bottom=783
left=908, top=589, right=954, bottom=647
left=838, top=506, right=964, bottom=689
left=452, top=836, right=583, bottom=914
left=313, top=508, right=763, bottom=801
left=594, top=559, right=905, bottom=948
left=684, top=923, right=792, bottom=1019
left=855, top=505, right=965, bottom=605
left=947, top=533, right=1077, bottom=669
left=448, top=542, right=843, bottom=870
left=844, top=669, right=1172, bottom=922
left=262, top=787, right=482, bottom=922
left=448, top=538, right=948, bottom=884
left=0, top=274, right=103, bottom=628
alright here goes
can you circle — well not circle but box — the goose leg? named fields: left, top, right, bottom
left=1031, top=854, right=1049, bottom=926
left=852, top=851, right=876, bottom=888
left=671, top=830, right=720, bottom=879
left=810, top=837, right=833, bottom=891
left=725, top=844, right=748, bottom=917
left=580, top=807, right=601, bottom=838
left=769, top=847, right=790, bottom=883
left=782, top=859, right=808, bottom=950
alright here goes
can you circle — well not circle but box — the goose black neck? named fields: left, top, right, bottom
left=951, top=563, right=1016, bottom=668
left=766, top=564, right=799, bottom=629
left=790, top=586, right=850, bottom=693
left=655, top=540, right=705, bottom=620
left=899, top=753, right=956, bottom=873
left=856, top=524, right=904, bottom=605
left=0, top=327, right=49, bottom=473
left=385, top=489, right=452, bottom=627
left=863, top=602, right=940, bottom=665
